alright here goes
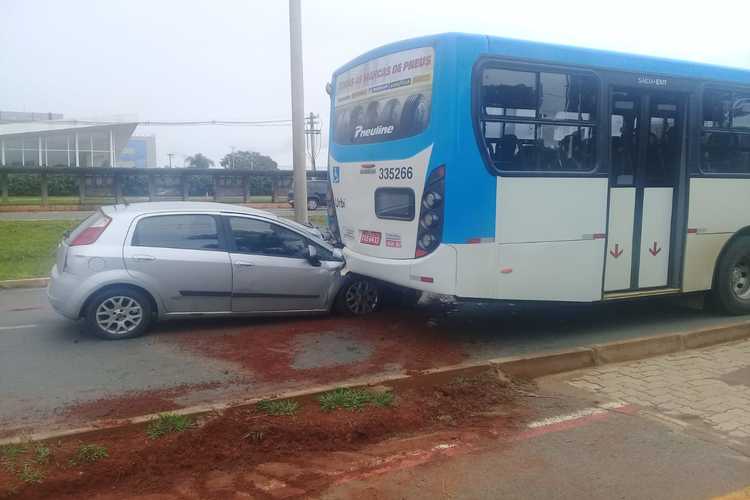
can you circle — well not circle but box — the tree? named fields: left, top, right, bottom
left=184, top=153, right=214, bottom=169
left=220, top=150, right=278, bottom=171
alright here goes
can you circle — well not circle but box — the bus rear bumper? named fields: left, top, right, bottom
left=342, top=245, right=457, bottom=295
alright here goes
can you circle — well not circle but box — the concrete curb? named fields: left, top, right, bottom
left=2, top=319, right=750, bottom=446
left=0, top=277, right=49, bottom=289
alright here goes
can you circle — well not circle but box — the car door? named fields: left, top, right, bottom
left=225, top=216, right=342, bottom=313
left=124, top=213, right=232, bottom=313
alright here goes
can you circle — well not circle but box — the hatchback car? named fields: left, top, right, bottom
left=48, top=202, right=383, bottom=339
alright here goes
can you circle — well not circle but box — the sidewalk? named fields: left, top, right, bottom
left=321, top=340, right=750, bottom=500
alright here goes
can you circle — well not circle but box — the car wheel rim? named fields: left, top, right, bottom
left=344, top=280, right=379, bottom=315
left=308, top=200, right=317, bottom=210
left=96, top=296, right=143, bottom=336
left=730, top=257, right=750, bottom=300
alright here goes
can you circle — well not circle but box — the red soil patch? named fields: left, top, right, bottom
left=168, top=308, right=467, bottom=385
left=1, top=371, right=532, bottom=500
left=60, top=382, right=223, bottom=424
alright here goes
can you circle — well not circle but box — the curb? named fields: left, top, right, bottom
left=2, top=319, right=750, bottom=446
left=0, top=277, right=49, bottom=290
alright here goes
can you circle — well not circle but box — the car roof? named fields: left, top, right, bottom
left=103, top=201, right=272, bottom=217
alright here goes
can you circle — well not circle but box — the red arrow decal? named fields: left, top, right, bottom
left=610, top=244, right=623, bottom=258
left=649, top=242, right=662, bottom=256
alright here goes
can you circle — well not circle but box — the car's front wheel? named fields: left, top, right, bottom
left=85, top=287, right=153, bottom=340
left=335, top=276, right=382, bottom=316
left=307, top=198, right=319, bottom=211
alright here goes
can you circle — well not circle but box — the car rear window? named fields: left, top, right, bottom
left=375, top=188, right=415, bottom=221
left=132, top=214, right=220, bottom=251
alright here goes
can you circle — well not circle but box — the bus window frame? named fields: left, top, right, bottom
left=472, top=57, right=606, bottom=178
left=696, top=83, right=750, bottom=178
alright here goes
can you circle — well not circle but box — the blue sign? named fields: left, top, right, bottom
left=118, top=138, right=148, bottom=168
left=332, top=166, right=341, bottom=184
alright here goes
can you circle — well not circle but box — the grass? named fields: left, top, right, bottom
left=0, top=196, right=115, bottom=206
left=0, top=220, right=78, bottom=280
left=0, top=443, right=28, bottom=472
left=146, top=413, right=195, bottom=438
left=18, top=464, right=44, bottom=484
left=70, top=444, right=108, bottom=465
left=256, top=399, right=300, bottom=416
left=318, top=387, right=395, bottom=412
left=32, top=445, right=50, bottom=465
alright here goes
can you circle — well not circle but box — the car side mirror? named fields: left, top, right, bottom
left=306, top=244, right=321, bottom=267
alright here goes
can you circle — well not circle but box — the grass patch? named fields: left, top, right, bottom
left=0, top=220, right=78, bottom=280
left=146, top=413, right=194, bottom=438
left=18, top=464, right=44, bottom=484
left=0, top=443, right=28, bottom=472
left=257, top=399, right=299, bottom=416
left=318, top=387, right=395, bottom=412
left=32, top=444, right=51, bottom=465
left=70, top=444, right=108, bottom=465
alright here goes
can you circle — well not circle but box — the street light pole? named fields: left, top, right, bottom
left=289, top=0, right=308, bottom=223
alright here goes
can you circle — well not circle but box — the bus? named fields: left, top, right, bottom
left=327, top=33, right=750, bottom=314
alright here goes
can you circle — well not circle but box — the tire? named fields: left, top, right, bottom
left=712, top=236, right=750, bottom=315
left=307, top=198, right=319, bottom=211
left=334, top=276, right=383, bottom=316
left=85, top=287, right=153, bottom=340
left=400, top=94, right=428, bottom=136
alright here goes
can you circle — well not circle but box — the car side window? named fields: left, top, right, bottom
left=132, top=214, right=221, bottom=251
left=228, top=217, right=308, bottom=258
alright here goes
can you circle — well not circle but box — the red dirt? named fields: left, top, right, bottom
left=1, top=371, right=532, bottom=500
left=61, top=382, right=224, bottom=423
left=167, top=308, right=467, bottom=386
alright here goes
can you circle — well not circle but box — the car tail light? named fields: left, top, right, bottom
left=70, top=215, right=111, bottom=246
left=415, top=165, right=445, bottom=258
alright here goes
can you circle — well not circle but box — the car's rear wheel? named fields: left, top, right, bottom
left=712, top=236, right=750, bottom=315
left=307, top=198, right=319, bottom=211
left=85, top=287, right=153, bottom=340
left=335, top=276, right=382, bottom=316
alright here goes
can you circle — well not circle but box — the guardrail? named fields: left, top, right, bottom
left=0, top=167, right=327, bottom=206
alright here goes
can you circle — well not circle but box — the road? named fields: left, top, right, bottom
left=1, top=285, right=749, bottom=437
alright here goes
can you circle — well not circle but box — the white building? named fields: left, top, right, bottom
left=0, top=111, right=138, bottom=168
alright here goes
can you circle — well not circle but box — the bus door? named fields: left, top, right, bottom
left=604, top=88, right=687, bottom=292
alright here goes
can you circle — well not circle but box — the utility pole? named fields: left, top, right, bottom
left=305, top=112, right=321, bottom=173
left=167, top=153, right=175, bottom=168
left=289, top=0, right=308, bottom=223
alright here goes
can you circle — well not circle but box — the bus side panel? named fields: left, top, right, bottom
left=496, top=177, right=608, bottom=302
left=682, top=178, right=750, bottom=292
left=444, top=36, right=494, bottom=246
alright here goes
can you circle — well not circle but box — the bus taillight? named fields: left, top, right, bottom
left=415, top=165, right=445, bottom=258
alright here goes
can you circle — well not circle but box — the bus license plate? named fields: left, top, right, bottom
left=360, top=230, right=382, bottom=246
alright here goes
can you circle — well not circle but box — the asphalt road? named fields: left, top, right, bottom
left=1, top=286, right=749, bottom=437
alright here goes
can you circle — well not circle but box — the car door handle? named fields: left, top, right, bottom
left=234, top=261, right=254, bottom=268
left=131, top=255, right=156, bottom=262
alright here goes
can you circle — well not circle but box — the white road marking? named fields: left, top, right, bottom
left=527, top=401, right=627, bottom=429
left=0, top=324, right=38, bottom=331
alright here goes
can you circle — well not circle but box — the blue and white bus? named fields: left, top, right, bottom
left=327, top=33, right=750, bottom=314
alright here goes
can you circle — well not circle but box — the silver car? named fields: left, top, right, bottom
left=48, top=202, right=383, bottom=340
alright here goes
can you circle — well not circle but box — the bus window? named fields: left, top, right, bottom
left=703, top=89, right=732, bottom=128
left=701, top=88, right=750, bottom=174
left=478, top=66, right=598, bottom=173
left=611, top=93, right=640, bottom=186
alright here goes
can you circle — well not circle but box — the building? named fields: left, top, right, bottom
left=0, top=111, right=140, bottom=168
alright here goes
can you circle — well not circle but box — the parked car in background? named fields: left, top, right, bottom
left=288, top=179, right=330, bottom=210
left=47, top=202, right=383, bottom=340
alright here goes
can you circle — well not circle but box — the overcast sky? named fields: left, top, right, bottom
left=2, top=0, right=749, bottom=168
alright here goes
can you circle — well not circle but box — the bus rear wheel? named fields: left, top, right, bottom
left=713, top=236, right=750, bottom=315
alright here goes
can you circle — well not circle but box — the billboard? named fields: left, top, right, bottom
left=117, top=136, right=156, bottom=168
left=333, top=46, right=434, bottom=145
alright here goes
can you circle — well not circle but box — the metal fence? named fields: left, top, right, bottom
left=0, top=167, right=327, bottom=206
